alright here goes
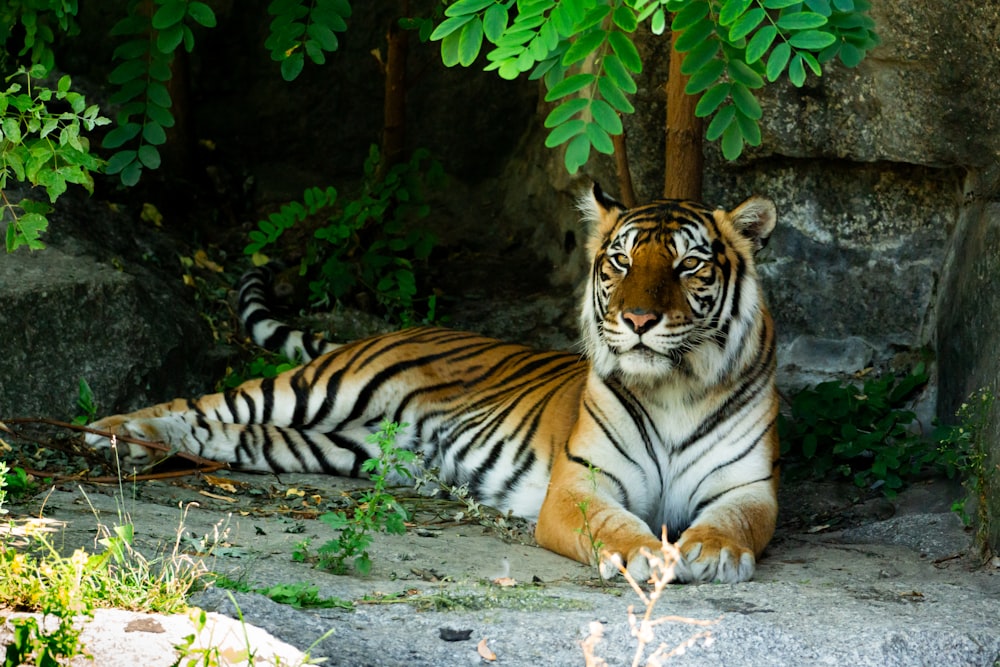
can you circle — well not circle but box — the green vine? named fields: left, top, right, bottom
left=0, top=0, right=78, bottom=74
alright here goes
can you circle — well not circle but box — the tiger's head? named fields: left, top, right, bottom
left=579, top=183, right=776, bottom=392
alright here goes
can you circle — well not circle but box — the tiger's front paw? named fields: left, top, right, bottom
left=597, top=538, right=669, bottom=583
left=85, top=415, right=173, bottom=464
left=675, top=526, right=756, bottom=583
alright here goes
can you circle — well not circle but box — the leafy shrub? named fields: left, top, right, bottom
left=778, top=364, right=939, bottom=495
left=245, top=144, right=441, bottom=324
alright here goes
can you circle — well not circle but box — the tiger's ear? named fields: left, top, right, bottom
left=579, top=182, right=626, bottom=241
left=724, top=196, right=776, bottom=252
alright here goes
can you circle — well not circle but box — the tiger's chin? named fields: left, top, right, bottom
left=612, top=346, right=688, bottom=389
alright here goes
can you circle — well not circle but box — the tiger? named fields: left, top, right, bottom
left=87, top=183, right=780, bottom=584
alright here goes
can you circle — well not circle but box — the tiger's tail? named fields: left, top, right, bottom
left=237, top=266, right=342, bottom=362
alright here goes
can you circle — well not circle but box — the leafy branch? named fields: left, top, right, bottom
left=265, top=0, right=352, bottom=81
left=0, top=65, right=108, bottom=251
left=102, top=0, right=217, bottom=186
left=429, top=0, right=878, bottom=172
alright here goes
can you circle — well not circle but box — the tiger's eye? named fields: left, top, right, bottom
left=681, top=257, right=701, bottom=270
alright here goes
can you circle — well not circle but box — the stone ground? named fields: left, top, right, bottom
left=2, top=468, right=998, bottom=667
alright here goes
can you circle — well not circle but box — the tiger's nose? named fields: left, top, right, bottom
left=623, top=310, right=660, bottom=334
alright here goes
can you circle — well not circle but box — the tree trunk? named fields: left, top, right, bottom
left=378, top=19, right=409, bottom=179
left=663, top=28, right=703, bottom=201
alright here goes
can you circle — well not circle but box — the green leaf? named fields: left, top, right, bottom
left=764, top=0, right=804, bottom=6
left=281, top=51, right=306, bottom=80
left=137, top=144, right=161, bottom=168
left=157, top=23, right=185, bottom=53
left=1, top=118, right=21, bottom=144
left=612, top=6, right=638, bottom=32
left=562, top=29, right=605, bottom=67
left=607, top=32, right=641, bottom=73
left=104, top=149, right=137, bottom=175
left=788, top=53, right=806, bottom=85
left=746, top=25, right=777, bottom=64
left=736, top=111, right=762, bottom=145
left=839, top=42, right=863, bottom=67
left=590, top=99, right=623, bottom=135
left=430, top=14, right=474, bottom=41
left=788, top=29, right=837, bottom=49
left=544, top=97, right=589, bottom=128
left=143, top=121, right=167, bottom=145
left=777, top=11, right=828, bottom=30
left=602, top=54, right=637, bottom=94
left=766, top=42, right=791, bottom=81
left=458, top=19, right=484, bottom=66
left=440, top=30, right=461, bottom=67
left=598, top=75, right=634, bottom=113
left=684, top=57, right=725, bottom=94
left=108, top=59, right=146, bottom=85
left=671, top=1, right=709, bottom=32
left=152, top=1, right=186, bottom=29
left=731, top=83, right=762, bottom=119
left=695, top=82, right=730, bottom=117
left=721, top=122, right=745, bottom=160
left=308, top=21, right=339, bottom=51
left=102, top=123, right=141, bottom=149
left=729, top=8, right=765, bottom=41
left=586, top=122, right=614, bottom=154
left=719, top=0, right=753, bottom=26
left=146, top=81, right=172, bottom=108
left=483, top=3, right=507, bottom=42
left=673, top=16, right=715, bottom=52
left=680, top=39, right=720, bottom=76
left=564, top=133, right=591, bottom=174
left=728, top=59, right=764, bottom=88
left=544, top=118, right=585, bottom=147
left=705, top=104, right=735, bottom=140
left=544, top=72, right=596, bottom=102
left=188, top=2, right=217, bottom=27
left=650, top=8, right=667, bottom=35
left=444, top=0, right=496, bottom=17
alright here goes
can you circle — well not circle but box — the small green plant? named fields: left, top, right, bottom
left=1, top=64, right=108, bottom=251
left=315, top=420, right=415, bottom=575
left=933, top=388, right=996, bottom=551
left=71, top=377, right=97, bottom=425
left=779, top=364, right=942, bottom=496
left=265, top=0, right=352, bottom=81
left=245, top=144, right=441, bottom=323
left=1, top=463, right=34, bottom=499
left=219, top=351, right=299, bottom=391
left=575, top=463, right=606, bottom=579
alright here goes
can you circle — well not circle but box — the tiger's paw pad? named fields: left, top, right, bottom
left=676, top=537, right=756, bottom=584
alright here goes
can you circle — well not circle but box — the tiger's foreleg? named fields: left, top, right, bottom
left=535, top=455, right=663, bottom=582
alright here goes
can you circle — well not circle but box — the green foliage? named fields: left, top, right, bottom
left=212, top=574, right=354, bottom=610
left=266, top=0, right=352, bottom=81
left=0, top=0, right=79, bottom=74
left=1, top=65, right=107, bottom=251
left=219, top=351, right=299, bottom=390
left=933, top=388, right=995, bottom=546
left=314, top=420, right=415, bottom=575
left=429, top=0, right=878, bottom=171
left=1, top=463, right=34, bottom=499
left=71, top=377, right=97, bottom=425
left=779, top=364, right=939, bottom=496
left=102, top=0, right=216, bottom=187
left=670, top=0, right=879, bottom=159
left=245, top=145, right=441, bottom=323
